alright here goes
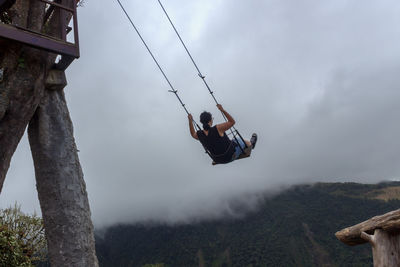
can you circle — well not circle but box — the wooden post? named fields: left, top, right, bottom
left=336, top=209, right=400, bottom=267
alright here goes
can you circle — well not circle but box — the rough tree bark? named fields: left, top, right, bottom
left=28, top=89, right=98, bottom=266
left=0, top=0, right=98, bottom=265
left=0, top=1, right=46, bottom=188
left=336, top=209, right=400, bottom=267
left=361, top=229, right=400, bottom=267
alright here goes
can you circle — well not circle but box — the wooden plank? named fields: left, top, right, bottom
left=15, top=25, right=63, bottom=42
left=0, top=23, right=79, bottom=57
left=72, top=0, right=79, bottom=55
left=59, top=0, right=67, bottom=41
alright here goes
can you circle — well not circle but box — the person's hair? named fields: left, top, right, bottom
left=200, top=111, right=212, bottom=131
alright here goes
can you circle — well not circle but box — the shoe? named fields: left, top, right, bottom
left=250, top=133, right=257, bottom=149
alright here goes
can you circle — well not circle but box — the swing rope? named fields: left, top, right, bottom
left=116, top=0, right=201, bottom=131
left=157, top=0, right=237, bottom=130
left=157, top=0, right=247, bottom=154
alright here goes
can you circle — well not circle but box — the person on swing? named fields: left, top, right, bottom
left=188, top=104, right=257, bottom=164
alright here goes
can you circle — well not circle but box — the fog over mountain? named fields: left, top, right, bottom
left=1, top=0, right=399, bottom=227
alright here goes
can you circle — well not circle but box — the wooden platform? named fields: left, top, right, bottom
left=0, top=0, right=80, bottom=70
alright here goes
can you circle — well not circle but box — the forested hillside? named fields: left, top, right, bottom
left=95, top=182, right=400, bottom=267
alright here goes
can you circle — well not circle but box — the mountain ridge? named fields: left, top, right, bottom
left=95, top=181, right=400, bottom=267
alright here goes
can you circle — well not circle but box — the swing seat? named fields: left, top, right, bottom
left=212, top=153, right=251, bottom=165
left=212, top=150, right=251, bottom=165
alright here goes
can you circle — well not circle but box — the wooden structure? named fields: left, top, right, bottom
left=336, top=209, right=400, bottom=267
left=0, top=0, right=79, bottom=70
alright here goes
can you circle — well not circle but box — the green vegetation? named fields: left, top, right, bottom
left=0, top=225, right=32, bottom=266
left=95, top=182, right=400, bottom=267
left=0, top=203, right=47, bottom=266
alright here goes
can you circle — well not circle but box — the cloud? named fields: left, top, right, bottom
left=265, top=63, right=400, bottom=183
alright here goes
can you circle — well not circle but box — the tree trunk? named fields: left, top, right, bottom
left=0, top=0, right=47, bottom=191
left=361, top=229, right=400, bottom=267
left=28, top=89, right=98, bottom=266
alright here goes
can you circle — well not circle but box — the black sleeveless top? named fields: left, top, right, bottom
left=197, top=126, right=235, bottom=163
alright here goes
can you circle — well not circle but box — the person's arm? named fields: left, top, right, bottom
left=188, top=114, right=198, bottom=140
left=216, top=104, right=235, bottom=136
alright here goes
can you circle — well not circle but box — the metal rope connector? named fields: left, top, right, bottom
left=168, top=89, right=178, bottom=94
left=198, top=74, right=205, bottom=79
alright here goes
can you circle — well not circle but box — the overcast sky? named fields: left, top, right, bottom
left=1, top=0, right=400, bottom=227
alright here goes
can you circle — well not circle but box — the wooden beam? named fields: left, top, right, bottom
left=0, top=23, right=79, bottom=58
left=55, top=55, right=74, bottom=70
left=335, top=209, right=400, bottom=246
